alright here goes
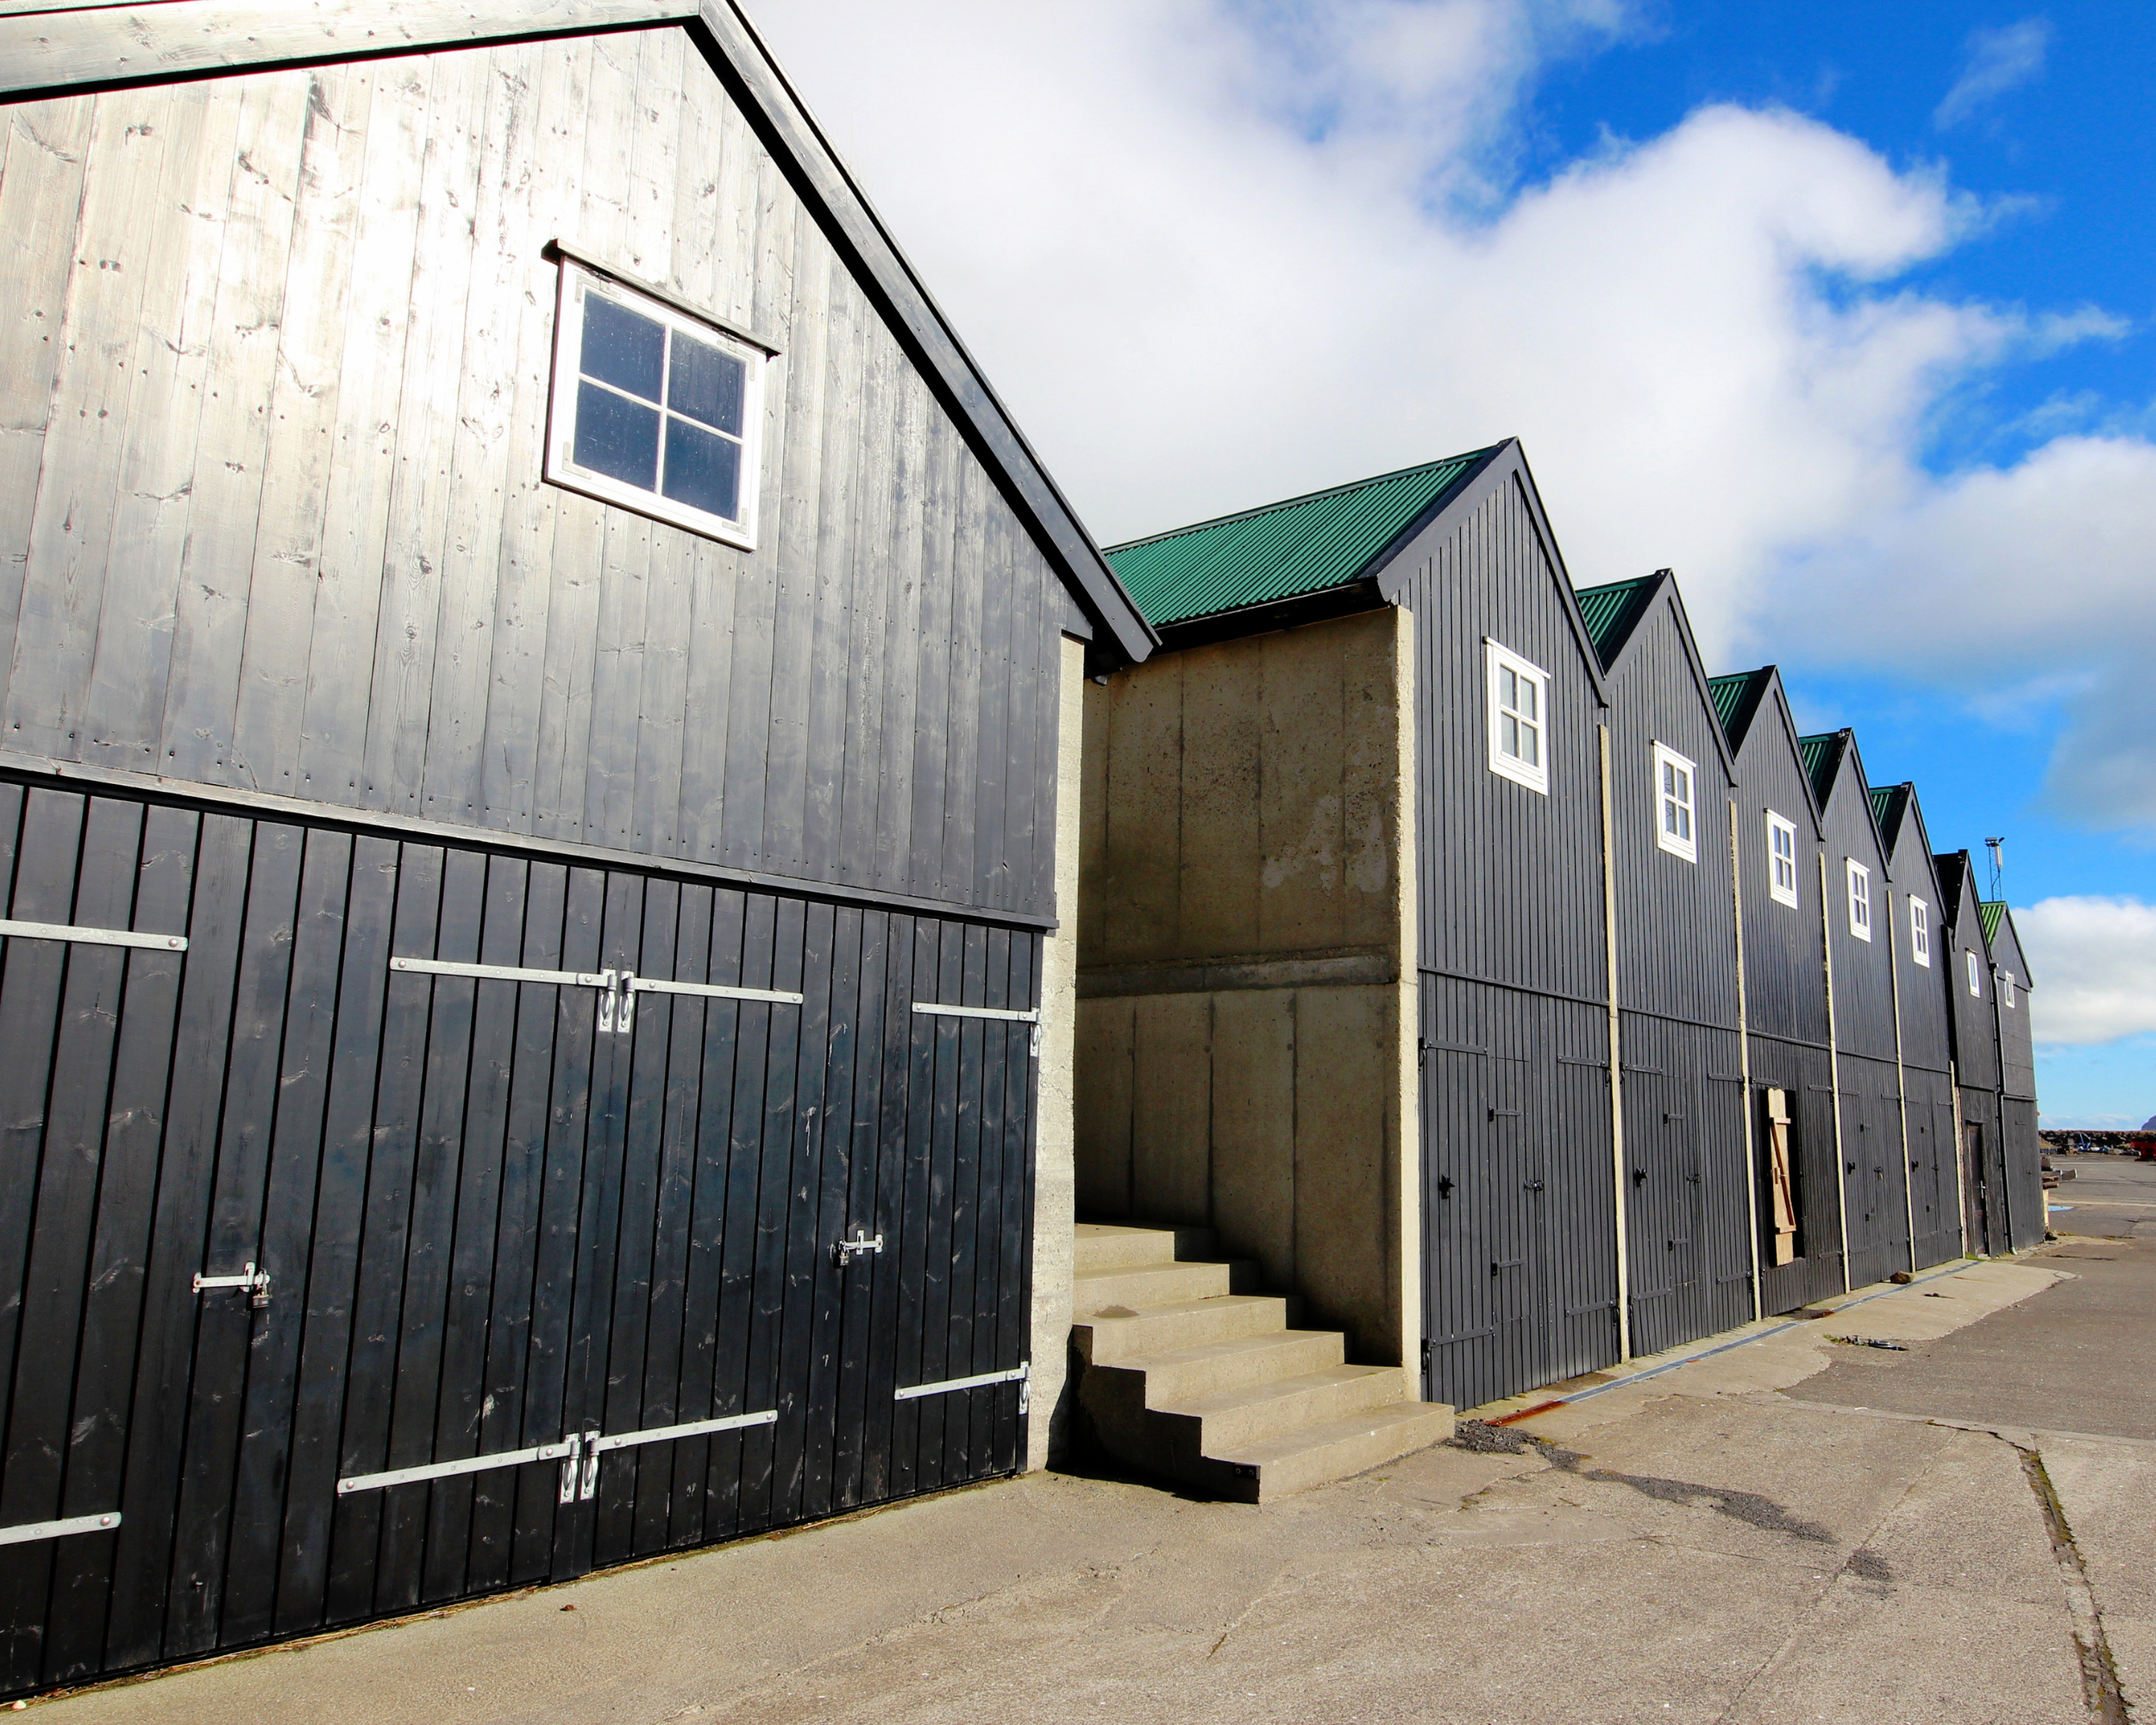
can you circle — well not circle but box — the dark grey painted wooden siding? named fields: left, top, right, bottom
left=1989, top=915, right=2038, bottom=1102
left=1396, top=473, right=1620, bottom=1408
left=1939, top=869, right=2001, bottom=1093
left=1746, top=1033, right=1843, bottom=1314
left=0, top=30, right=1066, bottom=921
left=1732, top=712, right=1830, bottom=1050
left=1882, top=825, right=1953, bottom=1077
left=1837, top=1051, right=1910, bottom=1289
left=1957, top=1084, right=2009, bottom=1255
left=1395, top=478, right=1608, bottom=1004
left=1818, top=772, right=1897, bottom=1065
left=1601, top=602, right=1740, bottom=1030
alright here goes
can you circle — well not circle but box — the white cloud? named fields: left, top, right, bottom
left=1934, top=18, right=2052, bottom=130
left=2019, top=897, right=2156, bottom=1044
left=752, top=0, right=2152, bottom=827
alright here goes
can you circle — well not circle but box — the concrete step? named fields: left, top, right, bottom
left=1074, top=1258, right=1255, bottom=1314
left=1201, top=1399, right=1457, bottom=1504
left=1074, top=1222, right=1217, bottom=1276
left=1097, top=1328, right=1344, bottom=1404
left=1075, top=1294, right=1300, bottom=1364
left=1156, top=1364, right=1407, bottom=1455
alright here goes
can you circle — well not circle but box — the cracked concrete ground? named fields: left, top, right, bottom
left=32, top=1237, right=2153, bottom=1725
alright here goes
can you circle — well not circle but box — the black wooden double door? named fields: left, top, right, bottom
left=1420, top=975, right=1620, bottom=1412
left=0, top=783, right=1037, bottom=1696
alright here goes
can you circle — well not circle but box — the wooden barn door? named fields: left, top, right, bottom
left=0, top=784, right=1039, bottom=1698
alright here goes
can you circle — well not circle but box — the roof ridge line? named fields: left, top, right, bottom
left=1103, top=445, right=1498, bottom=552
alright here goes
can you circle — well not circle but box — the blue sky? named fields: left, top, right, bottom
left=761, top=0, right=2153, bottom=1125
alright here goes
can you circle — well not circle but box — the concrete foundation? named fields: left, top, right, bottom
left=1075, top=608, right=1417, bottom=1367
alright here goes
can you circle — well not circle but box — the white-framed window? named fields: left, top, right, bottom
left=1766, top=811, right=1799, bottom=907
left=1966, top=950, right=1983, bottom=997
left=2001, top=969, right=2016, bottom=1008
left=1652, top=743, right=1697, bottom=862
left=1846, top=859, right=1872, bottom=941
left=1485, top=640, right=1550, bottom=795
left=1908, top=897, right=1931, bottom=967
left=545, top=259, right=768, bottom=547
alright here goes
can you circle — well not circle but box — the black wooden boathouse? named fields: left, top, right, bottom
left=0, top=0, right=1151, bottom=1696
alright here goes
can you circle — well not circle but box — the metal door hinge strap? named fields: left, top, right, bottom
left=590, top=1408, right=777, bottom=1456
left=631, top=976, right=805, bottom=1007
left=194, top=1262, right=272, bottom=1307
left=337, top=1439, right=580, bottom=1496
left=0, top=918, right=185, bottom=951
left=392, top=956, right=614, bottom=988
left=912, top=1000, right=1043, bottom=1055
left=895, top=1360, right=1030, bottom=1413
left=0, top=1511, right=122, bottom=1547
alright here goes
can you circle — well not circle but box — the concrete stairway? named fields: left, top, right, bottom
left=1071, top=1222, right=1453, bottom=1503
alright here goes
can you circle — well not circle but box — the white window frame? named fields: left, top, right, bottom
left=545, top=259, right=768, bottom=549
left=1484, top=639, right=1550, bottom=796
left=1966, top=950, right=1983, bottom=997
left=1846, top=859, right=1872, bottom=941
left=2001, top=969, right=2015, bottom=1008
left=1908, top=896, right=1931, bottom=967
left=1765, top=811, right=1799, bottom=907
left=1651, top=743, right=1698, bottom=862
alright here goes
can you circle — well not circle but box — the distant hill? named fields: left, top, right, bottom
left=2147, top=1115, right=2156, bottom=1132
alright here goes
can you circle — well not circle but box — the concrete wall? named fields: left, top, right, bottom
left=1075, top=607, right=1418, bottom=1366
left=1030, top=634, right=1087, bottom=1471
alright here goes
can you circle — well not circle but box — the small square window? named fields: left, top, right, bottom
left=1908, top=897, right=1931, bottom=967
left=1765, top=811, right=1799, bottom=907
left=2002, top=970, right=2015, bottom=1008
left=1653, top=743, right=1697, bottom=862
left=545, top=260, right=767, bottom=547
left=1966, top=950, right=1983, bottom=997
left=1485, top=641, right=1550, bottom=795
left=1846, top=859, right=1871, bottom=941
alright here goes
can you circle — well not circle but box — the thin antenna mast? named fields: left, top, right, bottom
left=1984, top=837, right=2004, bottom=900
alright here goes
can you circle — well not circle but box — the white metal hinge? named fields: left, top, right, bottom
left=193, top=1261, right=272, bottom=1308
left=895, top=1360, right=1030, bottom=1414
left=912, top=1000, right=1043, bottom=1057
left=392, top=957, right=803, bottom=1034
left=0, top=1510, right=122, bottom=1547
left=336, top=1409, right=780, bottom=1502
left=0, top=918, right=185, bottom=951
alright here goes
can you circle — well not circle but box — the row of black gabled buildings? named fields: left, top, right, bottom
left=0, top=2, right=2041, bottom=1694
left=1079, top=441, right=2044, bottom=1415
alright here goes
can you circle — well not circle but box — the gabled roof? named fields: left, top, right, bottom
left=1707, top=668, right=1771, bottom=746
left=0, top=0, right=1158, bottom=666
left=1104, top=447, right=1496, bottom=628
left=1796, top=733, right=1841, bottom=806
left=1870, top=785, right=1907, bottom=849
left=1982, top=901, right=2034, bottom=985
left=1977, top=901, right=2004, bottom=944
left=1574, top=577, right=1661, bottom=665
left=1935, top=852, right=1980, bottom=931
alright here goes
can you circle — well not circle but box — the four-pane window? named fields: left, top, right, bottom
left=1909, top=896, right=1931, bottom=966
left=1485, top=641, right=1550, bottom=795
left=1967, top=950, right=1983, bottom=997
left=546, top=260, right=766, bottom=546
left=1846, top=859, right=1871, bottom=940
left=1766, top=812, right=1799, bottom=906
left=1653, top=743, right=1697, bottom=862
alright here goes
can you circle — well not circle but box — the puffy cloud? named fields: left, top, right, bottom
left=752, top=0, right=2150, bottom=825
left=2018, top=897, right=2156, bottom=1044
left=1934, top=18, right=2052, bottom=130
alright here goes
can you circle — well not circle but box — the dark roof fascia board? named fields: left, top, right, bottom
left=693, top=0, right=1156, bottom=664
left=1934, top=850, right=1983, bottom=940
left=1595, top=575, right=1737, bottom=785
left=1883, top=785, right=1949, bottom=907
left=1371, top=440, right=1611, bottom=706
left=0, top=0, right=1160, bottom=668
left=1576, top=573, right=1662, bottom=673
left=1711, top=668, right=1769, bottom=751
left=1758, top=673, right=1827, bottom=837
left=1983, top=901, right=2032, bottom=986
left=1821, top=729, right=1896, bottom=878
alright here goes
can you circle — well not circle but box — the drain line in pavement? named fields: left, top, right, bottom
left=2014, top=1443, right=2131, bottom=1725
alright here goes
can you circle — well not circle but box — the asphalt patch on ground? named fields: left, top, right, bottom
left=1449, top=1421, right=1836, bottom=1542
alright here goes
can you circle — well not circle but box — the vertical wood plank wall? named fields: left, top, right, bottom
left=0, top=29, right=1065, bottom=923
left=1389, top=475, right=1621, bottom=1409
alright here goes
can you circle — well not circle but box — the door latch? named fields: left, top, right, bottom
left=193, top=1262, right=272, bottom=1308
left=832, top=1227, right=884, bottom=1267
left=558, top=1428, right=604, bottom=1504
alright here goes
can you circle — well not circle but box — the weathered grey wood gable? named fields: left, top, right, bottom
left=0, top=3, right=1150, bottom=925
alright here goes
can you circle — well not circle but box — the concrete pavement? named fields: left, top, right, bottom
left=29, top=1249, right=2146, bottom=1725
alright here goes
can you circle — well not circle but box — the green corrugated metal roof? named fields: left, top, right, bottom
left=1707, top=669, right=1768, bottom=743
left=1572, top=577, right=1658, bottom=665
left=1101, top=448, right=1495, bottom=628
left=1978, top=900, right=2004, bottom=944
left=1869, top=785, right=1903, bottom=848
left=1796, top=732, right=1839, bottom=804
